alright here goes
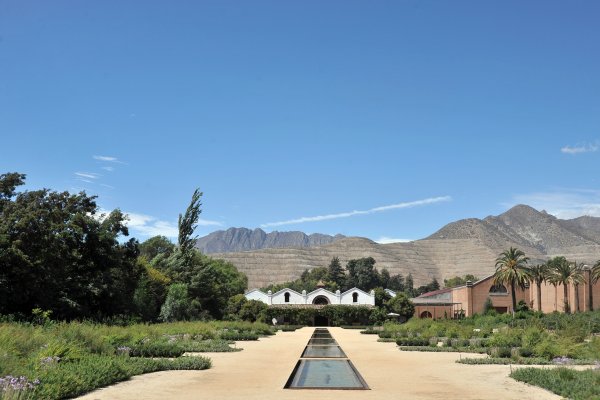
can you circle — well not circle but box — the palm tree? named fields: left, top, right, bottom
left=590, top=260, right=600, bottom=311
left=547, top=257, right=585, bottom=314
left=528, top=264, right=548, bottom=312
left=494, top=247, right=531, bottom=313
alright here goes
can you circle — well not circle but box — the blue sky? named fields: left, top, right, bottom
left=1, top=1, right=599, bottom=243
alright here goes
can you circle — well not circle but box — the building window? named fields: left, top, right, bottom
left=352, top=293, right=358, bottom=303
left=489, top=284, right=508, bottom=294
left=420, top=311, right=433, bottom=318
left=284, top=292, right=290, bottom=303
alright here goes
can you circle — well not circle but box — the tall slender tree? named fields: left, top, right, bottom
left=327, top=257, right=345, bottom=287
left=178, top=188, right=202, bottom=259
left=528, top=264, right=549, bottom=312
left=493, top=247, right=531, bottom=313
left=548, top=257, right=584, bottom=314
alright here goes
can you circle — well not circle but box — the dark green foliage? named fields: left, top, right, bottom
left=129, top=342, right=185, bottom=357
left=385, top=293, right=415, bottom=319
left=219, top=331, right=259, bottom=341
left=483, top=297, right=495, bottom=315
left=0, top=173, right=141, bottom=320
left=133, top=258, right=170, bottom=321
left=444, top=274, right=478, bottom=288
left=159, top=283, right=202, bottom=322
left=262, top=305, right=378, bottom=326
left=327, top=257, right=345, bottom=287
left=224, top=294, right=248, bottom=320
left=413, top=278, right=441, bottom=296
left=345, top=257, right=379, bottom=290
left=178, top=188, right=202, bottom=258
left=405, top=273, right=414, bottom=296
left=395, top=337, right=430, bottom=346
left=34, top=355, right=210, bottom=400
left=511, top=368, right=600, bottom=400
left=139, top=236, right=175, bottom=261
left=238, top=300, right=268, bottom=322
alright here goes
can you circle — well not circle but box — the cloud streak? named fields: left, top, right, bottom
left=93, top=155, right=125, bottom=163
left=261, top=196, right=451, bottom=228
left=506, top=189, right=600, bottom=219
left=561, top=142, right=598, bottom=155
left=124, top=212, right=224, bottom=238
left=75, top=172, right=100, bottom=180
left=375, top=237, right=413, bottom=244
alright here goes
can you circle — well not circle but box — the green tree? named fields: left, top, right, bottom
left=159, top=283, right=200, bottom=322
left=373, top=287, right=392, bottom=308
left=178, top=188, right=202, bottom=259
left=444, top=274, right=479, bottom=288
left=493, top=247, right=531, bottom=313
left=405, top=273, right=414, bottom=297
left=345, top=257, right=379, bottom=290
left=591, top=260, right=600, bottom=311
left=0, top=173, right=141, bottom=319
left=327, top=257, right=345, bottom=287
left=239, top=300, right=267, bottom=322
left=133, top=258, right=171, bottom=321
left=385, top=293, right=415, bottom=319
left=547, top=257, right=584, bottom=314
left=224, top=294, right=247, bottom=320
left=528, top=264, right=549, bottom=312
left=388, top=273, right=404, bottom=291
left=139, top=236, right=175, bottom=261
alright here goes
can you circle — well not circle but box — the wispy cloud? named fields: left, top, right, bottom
left=93, top=155, right=125, bottom=163
left=375, top=237, right=412, bottom=244
left=506, top=189, right=600, bottom=219
left=100, top=183, right=115, bottom=189
left=101, top=166, right=115, bottom=172
left=124, top=212, right=223, bottom=238
left=75, top=172, right=101, bottom=180
left=261, top=196, right=451, bottom=228
left=561, top=142, right=598, bottom=155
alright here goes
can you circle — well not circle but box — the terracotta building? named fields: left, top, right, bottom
left=413, top=268, right=600, bottom=318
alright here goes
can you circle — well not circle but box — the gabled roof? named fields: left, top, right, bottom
left=272, top=288, right=303, bottom=297
left=417, top=288, right=452, bottom=298
left=306, top=287, right=336, bottom=297
left=341, top=287, right=372, bottom=297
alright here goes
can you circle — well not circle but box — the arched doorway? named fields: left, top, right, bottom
left=312, top=295, right=330, bottom=305
left=420, top=311, right=433, bottom=319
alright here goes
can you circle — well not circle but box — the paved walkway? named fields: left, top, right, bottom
left=77, top=327, right=560, bottom=400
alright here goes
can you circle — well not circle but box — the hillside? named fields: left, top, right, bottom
left=210, top=205, right=600, bottom=289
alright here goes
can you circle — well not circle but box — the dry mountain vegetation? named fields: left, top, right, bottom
left=206, top=205, right=600, bottom=289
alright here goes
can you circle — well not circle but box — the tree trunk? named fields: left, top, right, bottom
left=511, top=281, right=517, bottom=313
left=575, top=284, right=580, bottom=313
left=590, top=279, right=594, bottom=312
left=563, top=283, right=570, bottom=314
left=536, top=281, right=542, bottom=312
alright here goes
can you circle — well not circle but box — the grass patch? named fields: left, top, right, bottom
left=510, top=367, right=600, bottom=400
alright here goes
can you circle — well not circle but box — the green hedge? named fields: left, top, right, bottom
left=263, top=305, right=378, bottom=326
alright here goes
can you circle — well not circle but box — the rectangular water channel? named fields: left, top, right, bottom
left=285, top=328, right=369, bottom=390
left=285, top=360, right=368, bottom=390
left=302, top=345, right=347, bottom=358
left=307, top=337, right=337, bottom=345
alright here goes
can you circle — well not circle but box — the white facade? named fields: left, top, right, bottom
left=244, top=287, right=376, bottom=306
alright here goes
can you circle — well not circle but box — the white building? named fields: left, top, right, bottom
left=245, top=287, right=376, bottom=306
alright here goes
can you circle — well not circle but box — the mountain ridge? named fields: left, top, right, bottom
left=205, top=205, right=600, bottom=289
left=195, top=227, right=345, bottom=254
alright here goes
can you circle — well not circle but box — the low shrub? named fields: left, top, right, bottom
left=179, top=340, right=240, bottom=352
left=396, top=338, right=430, bottom=346
left=219, top=331, right=259, bottom=341
left=510, top=367, right=600, bottom=400
left=129, top=342, right=185, bottom=358
left=487, top=347, right=512, bottom=358
left=360, top=328, right=380, bottom=335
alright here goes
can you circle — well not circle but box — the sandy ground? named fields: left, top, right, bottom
left=77, top=327, right=561, bottom=400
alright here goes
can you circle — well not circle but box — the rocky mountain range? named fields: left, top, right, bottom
left=206, top=205, right=600, bottom=289
left=195, top=227, right=345, bottom=254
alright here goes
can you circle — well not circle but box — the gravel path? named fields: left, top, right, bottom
left=77, top=327, right=560, bottom=400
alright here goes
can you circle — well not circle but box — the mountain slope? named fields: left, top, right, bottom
left=209, top=206, right=600, bottom=289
